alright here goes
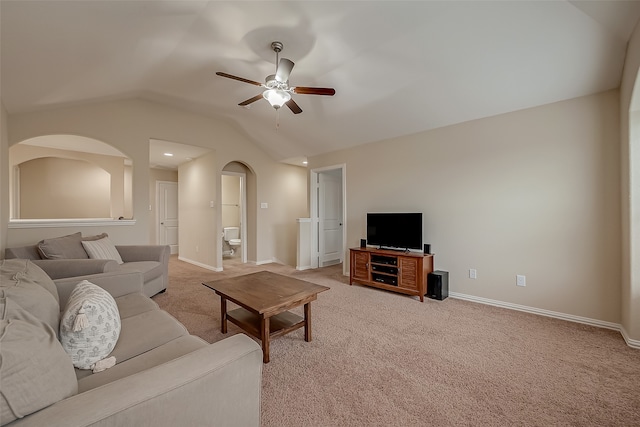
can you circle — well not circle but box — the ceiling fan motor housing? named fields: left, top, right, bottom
left=271, top=41, right=283, bottom=53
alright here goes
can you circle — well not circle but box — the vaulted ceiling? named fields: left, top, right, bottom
left=2, top=1, right=639, bottom=165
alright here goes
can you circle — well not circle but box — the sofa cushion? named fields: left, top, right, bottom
left=60, top=280, right=121, bottom=370
left=37, top=232, right=89, bottom=260
left=112, top=261, right=163, bottom=283
left=77, top=335, right=208, bottom=392
left=81, top=236, right=124, bottom=264
left=108, top=309, right=188, bottom=365
left=0, top=259, right=60, bottom=334
left=0, top=302, right=77, bottom=426
left=3, top=245, right=41, bottom=260
left=115, top=292, right=159, bottom=319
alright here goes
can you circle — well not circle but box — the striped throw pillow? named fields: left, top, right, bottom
left=81, top=237, right=123, bottom=264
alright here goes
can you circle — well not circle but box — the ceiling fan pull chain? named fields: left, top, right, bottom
left=276, top=108, right=280, bottom=131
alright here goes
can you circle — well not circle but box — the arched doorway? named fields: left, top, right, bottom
left=221, top=161, right=256, bottom=269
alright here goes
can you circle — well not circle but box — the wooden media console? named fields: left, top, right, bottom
left=349, top=247, right=434, bottom=302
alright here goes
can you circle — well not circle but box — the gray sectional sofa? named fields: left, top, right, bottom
left=0, top=259, right=263, bottom=427
left=4, top=232, right=170, bottom=297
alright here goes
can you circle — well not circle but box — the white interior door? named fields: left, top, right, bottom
left=318, top=171, right=343, bottom=266
left=158, top=181, right=179, bottom=254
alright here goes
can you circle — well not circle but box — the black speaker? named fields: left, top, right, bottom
left=360, top=239, right=366, bottom=248
left=423, top=243, right=431, bottom=254
left=427, top=270, right=449, bottom=300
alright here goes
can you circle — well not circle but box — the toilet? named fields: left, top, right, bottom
left=223, top=227, right=241, bottom=255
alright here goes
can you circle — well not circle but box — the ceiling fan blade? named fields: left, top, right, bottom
left=238, top=94, right=264, bottom=106
left=275, top=58, right=294, bottom=83
left=216, top=72, right=262, bottom=86
left=285, top=98, right=302, bottom=114
left=293, top=86, right=336, bottom=96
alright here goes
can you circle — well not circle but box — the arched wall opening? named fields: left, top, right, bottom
left=221, top=161, right=256, bottom=268
left=9, top=135, right=132, bottom=220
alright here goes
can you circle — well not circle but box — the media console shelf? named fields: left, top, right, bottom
left=349, top=247, right=434, bottom=302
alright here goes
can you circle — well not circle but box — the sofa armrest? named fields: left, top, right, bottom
left=54, top=271, right=145, bottom=308
left=8, top=334, right=263, bottom=427
left=31, top=259, right=116, bottom=280
left=115, top=245, right=169, bottom=264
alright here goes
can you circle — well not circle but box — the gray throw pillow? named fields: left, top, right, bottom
left=37, top=232, right=89, bottom=259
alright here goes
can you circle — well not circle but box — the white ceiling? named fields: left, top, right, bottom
left=2, top=1, right=639, bottom=167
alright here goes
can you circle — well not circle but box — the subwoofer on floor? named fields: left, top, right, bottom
left=427, top=270, right=449, bottom=301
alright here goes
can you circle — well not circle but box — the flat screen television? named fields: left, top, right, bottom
left=367, top=212, right=423, bottom=250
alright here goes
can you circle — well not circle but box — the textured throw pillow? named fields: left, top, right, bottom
left=37, top=232, right=89, bottom=259
left=0, top=259, right=60, bottom=335
left=81, top=236, right=123, bottom=264
left=82, top=232, right=109, bottom=242
left=59, top=280, right=121, bottom=370
left=0, top=301, right=77, bottom=425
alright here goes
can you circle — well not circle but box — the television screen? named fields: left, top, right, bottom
left=367, top=213, right=423, bottom=250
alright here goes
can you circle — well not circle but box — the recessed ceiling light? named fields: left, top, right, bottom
left=164, top=152, right=174, bottom=157
left=302, top=160, right=308, bottom=165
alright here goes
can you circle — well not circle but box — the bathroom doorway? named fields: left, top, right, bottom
left=221, top=171, right=247, bottom=265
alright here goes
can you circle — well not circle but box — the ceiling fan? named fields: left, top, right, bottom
left=216, top=41, right=335, bottom=114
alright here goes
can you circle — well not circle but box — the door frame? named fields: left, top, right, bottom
left=310, top=164, right=347, bottom=274
left=221, top=171, right=247, bottom=264
left=156, top=180, right=179, bottom=253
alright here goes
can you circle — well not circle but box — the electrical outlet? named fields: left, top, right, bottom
left=516, top=275, right=526, bottom=287
left=195, top=245, right=199, bottom=253
left=469, top=269, right=477, bottom=279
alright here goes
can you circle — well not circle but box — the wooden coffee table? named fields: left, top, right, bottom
left=202, top=271, right=329, bottom=363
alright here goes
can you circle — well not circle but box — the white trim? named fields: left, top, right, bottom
left=12, top=166, right=20, bottom=219
left=8, top=218, right=136, bottom=228
left=620, top=325, right=640, bottom=349
left=310, top=163, right=347, bottom=272
left=221, top=171, right=247, bottom=264
left=255, top=259, right=275, bottom=265
left=450, top=291, right=639, bottom=349
left=177, top=256, right=222, bottom=272
left=156, top=180, right=179, bottom=252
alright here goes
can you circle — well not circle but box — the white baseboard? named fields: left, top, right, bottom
left=296, top=265, right=312, bottom=271
left=619, top=325, right=640, bottom=349
left=255, top=259, right=275, bottom=265
left=177, top=256, right=222, bottom=272
left=449, top=292, right=639, bottom=349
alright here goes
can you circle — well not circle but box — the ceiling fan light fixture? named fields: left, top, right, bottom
left=263, top=88, right=291, bottom=109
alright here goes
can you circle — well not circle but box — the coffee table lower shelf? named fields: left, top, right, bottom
left=227, top=307, right=305, bottom=340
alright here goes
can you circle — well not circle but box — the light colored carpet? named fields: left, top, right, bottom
left=154, top=256, right=640, bottom=426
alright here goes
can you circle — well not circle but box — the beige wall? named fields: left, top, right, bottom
left=267, top=163, right=309, bottom=265
left=620, top=19, right=640, bottom=343
left=3, top=98, right=309, bottom=268
left=310, top=90, right=621, bottom=325
left=179, top=152, right=217, bottom=267
left=221, top=175, right=241, bottom=228
left=0, top=101, right=8, bottom=257
left=10, top=144, right=128, bottom=219
left=18, top=157, right=111, bottom=218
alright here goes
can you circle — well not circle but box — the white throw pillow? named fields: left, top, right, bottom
left=59, top=280, right=121, bottom=370
left=81, top=236, right=123, bottom=264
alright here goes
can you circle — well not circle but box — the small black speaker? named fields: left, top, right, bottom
left=423, top=243, right=431, bottom=254
left=360, top=239, right=366, bottom=248
left=427, top=270, right=449, bottom=301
